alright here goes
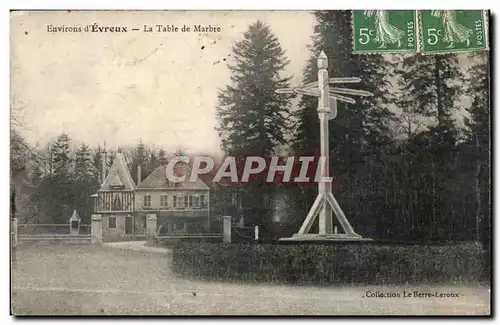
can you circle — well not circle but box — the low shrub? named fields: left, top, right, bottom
left=172, top=241, right=487, bottom=285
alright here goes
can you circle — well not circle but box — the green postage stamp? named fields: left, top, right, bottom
left=419, top=10, right=488, bottom=53
left=352, top=10, right=417, bottom=53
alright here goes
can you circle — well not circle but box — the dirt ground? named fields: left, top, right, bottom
left=10, top=244, right=491, bottom=316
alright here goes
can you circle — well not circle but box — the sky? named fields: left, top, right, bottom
left=10, top=10, right=480, bottom=157
left=10, top=11, right=317, bottom=155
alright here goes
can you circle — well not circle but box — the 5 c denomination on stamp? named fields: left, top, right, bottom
left=419, top=10, right=488, bottom=54
left=353, top=10, right=417, bottom=54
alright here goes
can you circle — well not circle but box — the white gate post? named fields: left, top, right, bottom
left=223, top=216, right=232, bottom=243
left=91, top=214, right=103, bottom=245
left=254, top=225, right=259, bottom=241
left=146, top=214, right=157, bottom=246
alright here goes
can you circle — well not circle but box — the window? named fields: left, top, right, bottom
left=190, top=195, right=200, bottom=208
left=143, top=195, right=151, bottom=208
left=143, top=217, right=147, bottom=229
left=200, top=195, right=206, bottom=208
left=173, top=195, right=187, bottom=209
left=109, top=217, right=116, bottom=229
left=160, top=195, right=168, bottom=208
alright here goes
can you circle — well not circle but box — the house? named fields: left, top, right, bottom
left=136, top=163, right=210, bottom=235
left=93, top=151, right=211, bottom=240
left=93, top=151, right=136, bottom=239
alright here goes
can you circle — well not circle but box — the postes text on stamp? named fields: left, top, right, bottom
left=419, top=10, right=488, bottom=54
left=352, top=10, right=417, bottom=53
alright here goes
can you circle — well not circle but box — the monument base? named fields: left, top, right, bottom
left=278, top=233, right=373, bottom=242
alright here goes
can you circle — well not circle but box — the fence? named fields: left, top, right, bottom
left=14, top=215, right=260, bottom=247
left=18, top=223, right=91, bottom=235
left=152, top=218, right=258, bottom=245
left=18, top=224, right=69, bottom=235
left=155, top=233, right=223, bottom=246
left=16, top=223, right=92, bottom=245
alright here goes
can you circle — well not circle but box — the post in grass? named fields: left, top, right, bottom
left=276, top=51, right=374, bottom=241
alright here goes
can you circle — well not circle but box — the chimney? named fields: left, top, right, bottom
left=137, top=165, right=142, bottom=186
left=101, top=147, right=107, bottom=184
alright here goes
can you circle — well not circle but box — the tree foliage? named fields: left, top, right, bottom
left=216, top=20, right=293, bottom=157
left=214, top=20, right=294, bottom=227
left=286, top=11, right=489, bottom=242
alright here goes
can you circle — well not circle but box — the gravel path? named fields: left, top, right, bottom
left=11, top=244, right=490, bottom=316
left=103, top=241, right=172, bottom=254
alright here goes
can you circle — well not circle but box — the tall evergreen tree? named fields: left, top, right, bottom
left=75, top=143, right=96, bottom=180
left=393, top=51, right=464, bottom=239
left=73, top=143, right=99, bottom=223
left=92, top=144, right=104, bottom=184
left=216, top=20, right=293, bottom=157
left=52, top=133, right=72, bottom=175
left=465, top=51, right=490, bottom=245
left=294, top=11, right=394, bottom=173
left=146, top=149, right=160, bottom=175
left=465, top=52, right=489, bottom=150
left=215, top=20, right=293, bottom=227
left=158, top=148, right=167, bottom=166
left=130, top=141, right=147, bottom=183
left=396, top=53, right=462, bottom=143
left=34, top=134, right=75, bottom=223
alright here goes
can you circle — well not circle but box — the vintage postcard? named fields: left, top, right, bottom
left=10, top=10, right=491, bottom=316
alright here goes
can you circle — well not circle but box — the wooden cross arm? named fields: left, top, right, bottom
left=277, top=87, right=357, bottom=104
left=330, top=87, right=372, bottom=97
left=302, top=77, right=362, bottom=89
left=294, top=87, right=320, bottom=97
left=329, top=93, right=356, bottom=104
left=275, top=88, right=295, bottom=94
left=330, top=77, right=361, bottom=84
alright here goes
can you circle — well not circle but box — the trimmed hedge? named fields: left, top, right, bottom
left=172, top=242, right=487, bottom=285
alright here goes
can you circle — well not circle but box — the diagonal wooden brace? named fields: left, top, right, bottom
left=326, top=192, right=361, bottom=238
left=297, top=194, right=323, bottom=234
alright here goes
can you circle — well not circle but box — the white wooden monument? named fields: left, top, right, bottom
left=277, top=51, right=372, bottom=241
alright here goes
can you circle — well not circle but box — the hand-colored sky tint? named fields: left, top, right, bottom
left=11, top=10, right=316, bottom=155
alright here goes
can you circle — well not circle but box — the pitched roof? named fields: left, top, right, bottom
left=99, top=152, right=135, bottom=191
left=69, top=209, right=80, bottom=221
left=137, top=163, right=209, bottom=190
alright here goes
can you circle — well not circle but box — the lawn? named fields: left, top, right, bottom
left=11, top=244, right=491, bottom=316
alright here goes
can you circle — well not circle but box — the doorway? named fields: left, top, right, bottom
left=125, top=216, right=133, bottom=235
